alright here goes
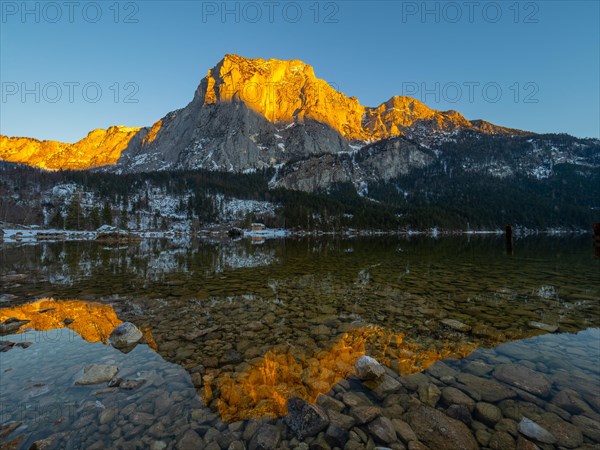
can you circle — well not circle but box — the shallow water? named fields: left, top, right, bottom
left=1, top=236, right=599, bottom=449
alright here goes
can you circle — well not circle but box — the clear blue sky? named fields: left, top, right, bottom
left=1, top=1, right=598, bottom=142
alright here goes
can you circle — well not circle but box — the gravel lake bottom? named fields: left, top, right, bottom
left=1, top=235, right=599, bottom=450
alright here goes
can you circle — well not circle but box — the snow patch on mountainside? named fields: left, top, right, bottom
left=218, top=195, right=277, bottom=221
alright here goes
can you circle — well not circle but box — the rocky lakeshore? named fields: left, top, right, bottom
left=1, top=322, right=599, bottom=450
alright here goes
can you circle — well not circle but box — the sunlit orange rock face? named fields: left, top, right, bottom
left=211, top=325, right=477, bottom=422
left=0, top=56, right=481, bottom=171
left=142, top=120, right=163, bottom=146
left=0, top=298, right=122, bottom=343
left=0, top=126, right=140, bottom=170
left=197, top=54, right=472, bottom=141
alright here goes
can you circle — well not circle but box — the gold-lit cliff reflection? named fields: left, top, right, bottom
left=0, top=298, right=122, bottom=343
left=209, top=325, right=477, bottom=422
left=0, top=299, right=494, bottom=423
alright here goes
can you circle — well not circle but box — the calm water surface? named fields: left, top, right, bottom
left=1, top=236, right=599, bottom=449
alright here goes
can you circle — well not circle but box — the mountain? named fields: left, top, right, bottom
left=0, top=126, right=140, bottom=170
left=1, top=54, right=598, bottom=196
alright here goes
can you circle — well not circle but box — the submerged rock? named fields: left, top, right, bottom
left=474, top=402, right=502, bottom=426
left=0, top=421, right=21, bottom=439
left=0, top=340, right=32, bottom=352
left=517, top=418, right=556, bottom=444
left=367, top=417, right=396, bottom=444
left=537, top=414, right=583, bottom=448
left=249, top=424, right=281, bottom=450
left=109, top=322, right=142, bottom=350
left=0, top=318, right=30, bottom=335
left=441, top=319, right=471, bottom=332
left=446, top=404, right=473, bottom=425
left=362, top=373, right=402, bottom=399
left=571, top=415, right=600, bottom=441
left=285, top=397, right=329, bottom=439
left=28, top=432, right=69, bottom=449
left=325, top=424, right=349, bottom=447
left=354, top=356, right=385, bottom=380
left=350, top=406, right=381, bottom=425
left=406, top=405, right=478, bottom=450
left=552, top=390, right=591, bottom=414
left=493, top=364, right=552, bottom=398
left=441, top=386, right=476, bottom=410
left=392, top=419, right=417, bottom=444
left=418, top=383, right=441, bottom=407
left=528, top=321, right=558, bottom=333
left=120, top=378, right=146, bottom=390
left=75, top=364, right=118, bottom=385
left=176, top=429, right=203, bottom=450
left=456, top=373, right=517, bottom=402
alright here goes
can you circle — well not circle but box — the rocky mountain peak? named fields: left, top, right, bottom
left=1, top=54, right=535, bottom=174
left=193, top=55, right=479, bottom=141
left=195, top=54, right=365, bottom=137
left=0, top=126, right=140, bottom=170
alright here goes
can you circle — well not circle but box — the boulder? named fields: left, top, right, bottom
left=362, top=373, right=402, bottom=399
left=537, top=414, right=582, bottom=448
left=285, top=398, right=329, bottom=439
left=515, top=436, right=541, bottom=450
left=75, top=364, right=118, bottom=385
left=367, top=417, right=397, bottom=444
left=326, top=410, right=355, bottom=430
left=571, top=415, right=600, bottom=441
left=0, top=318, right=30, bottom=335
left=493, top=364, right=552, bottom=398
left=418, top=383, right=441, bottom=407
left=474, top=402, right=502, bottom=426
left=446, top=404, right=473, bottom=425
left=176, top=429, right=203, bottom=450
left=528, top=321, right=558, bottom=332
left=355, top=356, right=385, bottom=380
left=0, top=421, right=21, bottom=439
left=109, top=322, right=142, bottom=350
left=441, top=319, right=471, bottom=332
left=391, top=419, right=417, bottom=444
left=325, top=424, right=349, bottom=447
left=517, top=418, right=556, bottom=444
left=441, top=387, right=476, bottom=410
left=249, top=424, right=281, bottom=450
left=456, top=373, right=516, bottom=402
left=350, top=406, right=381, bottom=425
left=552, top=390, right=591, bottom=414
left=489, top=431, right=516, bottom=450
left=406, top=405, right=478, bottom=450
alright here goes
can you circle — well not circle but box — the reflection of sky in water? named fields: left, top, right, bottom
left=0, top=328, right=203, bottom=449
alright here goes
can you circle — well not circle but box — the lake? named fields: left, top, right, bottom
left=1, top=235, right=599, bottom=449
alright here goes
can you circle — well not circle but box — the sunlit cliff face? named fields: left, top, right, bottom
left=209, top=324, right=477, bottom=422
left=0, top=298, right=122, bottom=343
left=0, top=55, right=475, bottom=170
left=0, top=126, right=140, bottom=170
left=197, top=54, right=472, bottom=141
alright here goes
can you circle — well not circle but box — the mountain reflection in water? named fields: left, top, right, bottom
left=0, top=299, right=122, bottom=343
left=0, top=236, right=599, bottom=449
left=214, top=325, right=477, bottom=422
